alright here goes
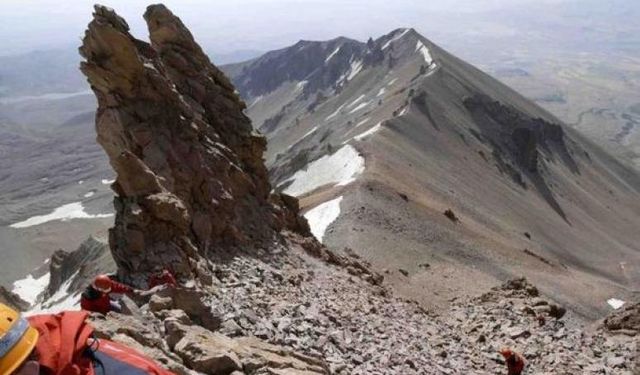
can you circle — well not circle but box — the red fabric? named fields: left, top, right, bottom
left=81, top=277, right=133, bottom=314
left=27, top=311, right=176, bottom=375
left=506, top=353, right=526, bottom=375
left=107, top=278, right=134, bottom=294
left=148, top=271, right=177, bottom=289
left=96, top=340, right=175, bottom=375
left=27, top=311, right=94, bottom=375
left=80, top=295, right=112, bottom=315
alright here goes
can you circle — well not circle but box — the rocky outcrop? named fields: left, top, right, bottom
left=0, top=286, right=28, bottom=311
left=45, top=236, right=113, bottom=299
left=604, top=302, right=640, bottom=335
left=463, top=94, right=574, bottom=174
left=79, top=5, right=306, bottom=284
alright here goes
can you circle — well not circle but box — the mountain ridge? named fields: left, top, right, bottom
left=222, top=26, right=640, bottom=319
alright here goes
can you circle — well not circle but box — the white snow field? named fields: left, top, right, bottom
left=354, top=122, right=382, bottom=141
left=27, top=271, right=81, bottom=316
left=326, top=103, right=346, bottom=121
left=354, top=117, right=370, bottom=128
left=346, top=60, right=363, bottom=81
left=10, top=202, right=113, bottom=228
left=607, top=298, right=625, bottom=310
left=287, top=126, right=318, bottom=151
left=295, top=80, right=308, bottom=92
left=347, top=94, right=366, bottom=108
left=304, top=196, right=343, bottom=242
left=348, top=101, right=370, bottom=114
left=382, top=28, right=410, bottom=50
left=282, top=145, right=365, bottom=196
left=12, top=272, right=50, bottom=305
left=325, top=46, right=341, bottom=63
left=416, top=41, right=434, bottom=66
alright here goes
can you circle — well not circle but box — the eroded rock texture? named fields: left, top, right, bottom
left=79, top=5, right=306, bottom=283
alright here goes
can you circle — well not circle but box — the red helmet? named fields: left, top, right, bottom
left=92, top=275, right=112, bottom=293
left=499, top=348, right=513, bottom=358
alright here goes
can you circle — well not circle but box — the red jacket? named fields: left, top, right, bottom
left=506, top=353, right=526, bottom=375
left=80, top=278, right=133, bottom=314
left=27, top=311, right=175, bottom=375
left=148, top=271, right=177, bottom=289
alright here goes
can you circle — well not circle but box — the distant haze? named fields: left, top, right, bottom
left=2, top=0, right=639, bottom=61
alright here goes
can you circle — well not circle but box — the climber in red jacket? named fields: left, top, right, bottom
left=500, top=348, right=526, bottom=375
left=0, top=303, right=175, bottom=375
left=148, top=269, right=177, bottom=289
left=80, top=274, right=136, bottom=314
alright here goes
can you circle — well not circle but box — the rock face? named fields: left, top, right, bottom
left=79, top=5, right=306, bottom=283
left=0, top=286, right=28, bottom=311
left=45, top=236, right=113, bottom=299
left=604, top=302, right=640, bottom=334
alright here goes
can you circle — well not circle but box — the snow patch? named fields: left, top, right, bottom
left=607, top=298, right=625, bottom=310
left=78, top=180, right=84, bottom=185
left=12, top=272, right=50, bottom=306
left=300, top=126, right=318, bottom=140
left=304, top=196, right=343, bottom=242
left=325, top=46, right=341, bottom=63
left=325, top=103, right=346, bottom=121
left=287, top=126, right=318, bottom=151
left=9, top=202, right=114, bottom=228
left=84, top=191, right=95, bottom=198
left=382, top=29, right=410, bottom=50
left=295, top=81, right=308, bottom=91
left=354, top=122, right=382, bottom=141
left=247, top=95, right=263, bottom=108
left=101, top=179, right=115, bottom=185
left=27, top=271, right=81, bottom=316
left=347, top=94, right=366, bottom=108
left=143, top=62, right=157, bottom=71
left=397, top=106, right=409, bottom=117
left=415, top=41, right=434, bottom=65
left=354, top=117, right=370, bottom=128
left=347, top=60, right=363, bottom=81
left=282, top=145, right=364, bottom=196
left=376, top=87, right=386, bottom=97
left=387, top=78, right=398, bottom=86
left=348, top=101, right=370, bottom=114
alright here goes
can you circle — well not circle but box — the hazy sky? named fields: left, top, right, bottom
left=1, top=0, right=638, bottom=58
left=0, top=0, right=566, bottom=55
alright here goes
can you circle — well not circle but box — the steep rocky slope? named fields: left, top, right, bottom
left=223, top=28, right=640, bottom=319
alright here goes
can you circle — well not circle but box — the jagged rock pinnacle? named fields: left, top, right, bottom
left=79, top=4, right=308, bottom=285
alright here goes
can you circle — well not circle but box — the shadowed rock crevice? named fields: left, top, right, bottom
left=79, top=4, right=308, bottom=284
left=463, top=94, right=576, bottom=220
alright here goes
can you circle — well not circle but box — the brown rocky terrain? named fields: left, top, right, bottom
left=59, top=4, right=640, bottom=375
left=79, top=4, right=307, bottom=285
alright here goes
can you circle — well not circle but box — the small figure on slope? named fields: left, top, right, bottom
left=500, top=348, right=526, bottom=375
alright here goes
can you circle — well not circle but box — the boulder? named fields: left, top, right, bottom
left=171, top=323, right=328, bottom=375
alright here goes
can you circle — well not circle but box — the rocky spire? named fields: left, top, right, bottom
left=79, top=4, right=307, bottom=284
